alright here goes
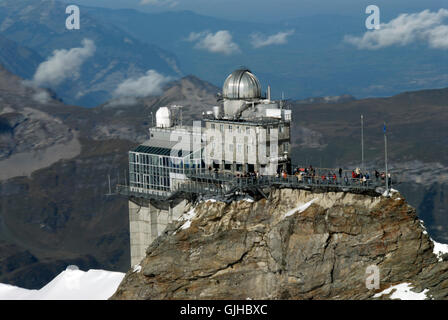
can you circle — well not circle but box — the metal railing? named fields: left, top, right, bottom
left=117, top=167, right=395, bottom=201
left=184, top=169, right=389, bottom=191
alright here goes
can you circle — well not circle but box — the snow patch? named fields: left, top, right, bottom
left=420, top=218, right=448, bottom=261
left=237, top=195, right=254, bottom=203
left=432, top=239, right=448, bottom=262
left=133, top=264, right=142, bottom=273
left=178, top=207, right=197, bottom=231
left=284, top=199, right=316, bottom=218
left=373, top=283, right=428, bottom=300
left=0, top=266, right=125, bottom=300
left=382, top=188, right=399, bottom=197
left=197, top=195, right=222, bottom=203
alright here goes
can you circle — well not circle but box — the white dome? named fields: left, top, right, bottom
left=222, top=69, right=262, bottom=100
left=156, top=107, right=172, bottom=128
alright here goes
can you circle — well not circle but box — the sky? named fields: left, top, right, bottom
left=63, top=0, right=448, bottom=22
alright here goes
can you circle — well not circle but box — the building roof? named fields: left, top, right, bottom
left=132, top=139, right=196, bottom=158
left=222, top=69, right=262, bottom=100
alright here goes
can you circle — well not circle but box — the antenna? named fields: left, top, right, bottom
left=280, top=91, right=285, bottom=108
left=105, top=174, right=113, bottom=196
left=361, top=114, right=364, bottom=172
left=384, top=121, right=389, bottom=193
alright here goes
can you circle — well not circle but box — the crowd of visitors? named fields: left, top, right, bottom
left=205, top=164, right=391, bottom=188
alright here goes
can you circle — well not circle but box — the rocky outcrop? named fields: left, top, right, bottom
left=111, top=189, right=448, bottom=300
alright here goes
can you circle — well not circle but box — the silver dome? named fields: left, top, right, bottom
left=222, top=69, right=261, bottom=100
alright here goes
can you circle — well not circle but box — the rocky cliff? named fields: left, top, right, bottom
left=111, top=189, right=448, bottom=300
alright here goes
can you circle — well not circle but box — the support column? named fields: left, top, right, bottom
left=128, top=198, right=188, bottom=267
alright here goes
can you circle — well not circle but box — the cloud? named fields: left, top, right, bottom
left=344, top=9, right=448, bottom=50
left=186, top=30, right=240, bottom=55
left=31, top=39, right=96, bottom=87
left=105, top=97, right=138, bottom=108
left=32, top=90, right=51, bottom=104
left=113, top=70, right=171, bottom=98
left=139, top=0, right=178, bottom=7
left=250, top=30, right=295, bottom=48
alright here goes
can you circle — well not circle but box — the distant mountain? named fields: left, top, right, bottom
left=0, top=64, right=219, bottom=289
left=83, top=7, right=448, bottom=102
left=1, top=1, right=447, bottom=107
left=296, top=94, right=356, bottom=104
left=1, top=62, right=447, bottom=289
left=0, top=34, right=43, bottom=80
left=0, top=0, right=182, bottom=107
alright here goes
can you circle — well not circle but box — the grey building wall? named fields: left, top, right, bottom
left=129, top=198, right=187, bottom=267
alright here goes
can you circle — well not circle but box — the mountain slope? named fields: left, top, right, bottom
left=111, top=189, right=448, bottom=300
left=0, top=34, right=43, bottom=80
left=0, top=65, right=219, bottom=289
left=0, top=0, right=182, bottom=107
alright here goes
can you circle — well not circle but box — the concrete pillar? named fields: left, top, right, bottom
left=128, top=198, right=187, bottom=267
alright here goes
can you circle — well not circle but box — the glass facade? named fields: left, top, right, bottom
left=129, top=148, right=202, bottom=192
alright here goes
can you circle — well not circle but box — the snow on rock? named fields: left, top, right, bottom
left=373, top=283, right=429, bottom=300
left=419, top=218, right=448, bottom=261
left=432, top=240, right=448, bottom=262
left=382, top=188, right=399, bottom=197
left=419, top=219, right=428, bottom=235
left=179, top=208, right=197, bottom=230
left=0, top=265, right=125, bottom=300
left=239, top=196, right=254, bottom=203
left=132, top=264, right=142, bottom=273
left=284, top=199, right=316, bottom=218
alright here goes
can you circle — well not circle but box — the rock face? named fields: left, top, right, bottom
left=111, top=189, right=448, bottom=300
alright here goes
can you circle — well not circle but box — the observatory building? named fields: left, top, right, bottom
left=204, top=69, right=291, bottom=175
left=125, top=69, right=292, bottom=266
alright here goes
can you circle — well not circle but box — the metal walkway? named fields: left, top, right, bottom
left=117, top=168, right=394, bottom=201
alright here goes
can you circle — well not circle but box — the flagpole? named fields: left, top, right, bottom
left=384, top=121, right=388, bottom=192
left=361, top=114, right=364, bottom=172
